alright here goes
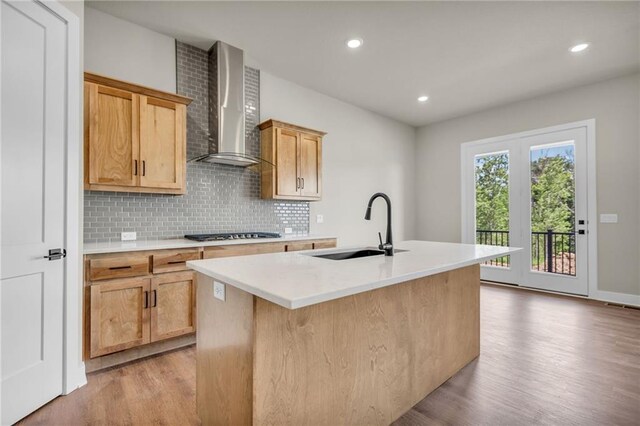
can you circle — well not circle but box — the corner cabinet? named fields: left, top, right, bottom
left=259, top=119, right=325, bottom=201
left=84, top=72, right=191, bottom=195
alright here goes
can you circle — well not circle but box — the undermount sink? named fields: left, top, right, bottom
left=311, top=248, right=407, bottom=261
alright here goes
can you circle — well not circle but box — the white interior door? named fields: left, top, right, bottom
left=462, top=124, right=591, bottom=296
left=1, top=1, right=68, bottom=423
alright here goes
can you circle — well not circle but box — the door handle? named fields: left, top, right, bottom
left=134, top=160, right=138, bottom=176
left=301, top=177, right=304, bottom=189
left=142, top=160, right=146, bottom=177
left=43, top=248, right=66, bottom=261
left=152, top=290, right=157, bottom=307
left=296, top=177, right=300, bottom=189
left=143, top=291, right=149, bottom=309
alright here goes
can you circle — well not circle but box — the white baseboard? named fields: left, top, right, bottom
left=591, top=290, right=640, bottom=308
left=483, top=280, right=640, bottom=308
left=63, top=362, right=87, bottom=395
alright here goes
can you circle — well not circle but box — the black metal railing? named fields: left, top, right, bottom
left=476, top=229, right=576, bottom=276
left=476, top=230, right=510, bottom=267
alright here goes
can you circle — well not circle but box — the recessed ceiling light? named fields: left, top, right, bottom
left=570, top=43, right=589, bottom=53
left=346, top=38, right=363, bottom=49
left=417, top=95, right=429, bottom=102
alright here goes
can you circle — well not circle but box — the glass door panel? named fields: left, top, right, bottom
left=529, top=142, right=576, bottom=276
left=474, top=151, right=511, bottom=268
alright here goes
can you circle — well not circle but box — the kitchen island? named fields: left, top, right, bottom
left=187, top=240, right=519, bottom=425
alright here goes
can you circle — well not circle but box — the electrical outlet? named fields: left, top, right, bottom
left=213, top=281, right=226, bottom=301
left=600, top=214, right=618, bottom=223
left=316, top=214, right=324, bottom=224
left=121, top=232, right=137, bottom=241
left=284, top=227, right=293, bottom=234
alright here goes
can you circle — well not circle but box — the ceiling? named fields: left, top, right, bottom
left=87, top=1, right=640, bottom=127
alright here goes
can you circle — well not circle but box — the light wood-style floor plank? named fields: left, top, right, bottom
left=19, top=284, right=640, bottom=425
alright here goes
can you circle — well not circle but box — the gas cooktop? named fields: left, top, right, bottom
left=184, top=232, right=282, bottom=242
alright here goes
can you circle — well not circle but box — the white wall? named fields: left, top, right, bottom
left=84, top=7, right=176, bottom=92
left=261, top=73, right=417, bottom=247
left=415, top=73, right=640, bottom=297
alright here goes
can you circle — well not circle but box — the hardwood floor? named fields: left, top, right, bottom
left=19, top=284, right=640, bottom=425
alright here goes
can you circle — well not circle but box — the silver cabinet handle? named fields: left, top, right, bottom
left=301, top=177, right=304, bottom=189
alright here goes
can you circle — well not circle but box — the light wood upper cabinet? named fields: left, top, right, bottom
left=275, top=128, right=301, bottom=197
left=260, top=119, right=326, bottom=201
left=87, top=84, right=139, bottom=187
left=84, top=72, right=191, bottom=195
left=299, top=133, right=322, bottom=198
left=90, top=277, right=151, bottom=358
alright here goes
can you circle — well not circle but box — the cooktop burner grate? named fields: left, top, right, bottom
left=184, top=232, right=281, bottom=242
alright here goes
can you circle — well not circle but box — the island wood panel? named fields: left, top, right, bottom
left=151, top=271, right=196, bottom=342
left=251, top=265, right=480, bottom=425
left=195, top=264, right=479, bottom=426
left=197, top=275, right=254, bottom=426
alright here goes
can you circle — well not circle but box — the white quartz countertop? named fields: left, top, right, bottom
left=83, top=234, right=337, bottom=254
left=187, top=240, right=521, bottom=309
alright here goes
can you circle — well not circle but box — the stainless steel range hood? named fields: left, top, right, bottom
left=192, top=41, right=259, bottom=166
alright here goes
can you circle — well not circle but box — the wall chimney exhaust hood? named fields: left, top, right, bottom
left=190, top=41, right=260, bottom=166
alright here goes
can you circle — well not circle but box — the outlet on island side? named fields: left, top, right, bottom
left=284, top=227, right=293, bottom=234
left=213, top=281, right=226, bottom=302
left=316, top=214, right=324, bottom=224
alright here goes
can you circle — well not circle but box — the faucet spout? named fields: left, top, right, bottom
left=364, top=192, right=393, bottom=256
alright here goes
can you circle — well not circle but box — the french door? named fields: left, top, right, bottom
left=462, top=124, right=592, bottom=296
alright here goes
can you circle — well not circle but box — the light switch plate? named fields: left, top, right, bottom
left=213, top=281, right=226, bottom=301
left=121, top=232, right=137, bottom=241
left=600, top=214, right=618, bottom=224
left=316, top=214, right=324, bottom=224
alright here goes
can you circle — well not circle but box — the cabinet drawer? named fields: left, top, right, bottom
left=285, top=242, right=314, bottom=252
left=152, top=250, right=200, bottom=274
left=312, top=239, right=337, bottom=250
left=203, top=243, right=286, bottom=259
left=89, top=255, right=150, bottom=281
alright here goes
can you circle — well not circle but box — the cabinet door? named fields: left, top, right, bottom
left=87, top=83, right=139, bottom=187
left=299, top=133, right=322, bottom=198
left=275, top=128, right=300, bottom=197
left=150, top=272, right=196, bottom=342
left=139, top=96, right=185, bottom=190
left=89, top=278, right=150, bottom=358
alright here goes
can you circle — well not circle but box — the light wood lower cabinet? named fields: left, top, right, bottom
left=90, top=277, right=151, bottom=358
left=150, top=272, right=196, bottom=342
left=88, top=272, right=196, bottom=359
left=84, top=238, right=337, bottom=363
